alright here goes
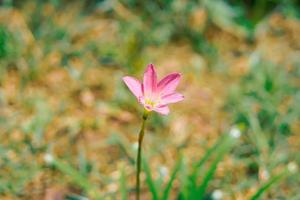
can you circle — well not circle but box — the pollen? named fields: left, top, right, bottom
left=145, top=99, right=156, bottom=107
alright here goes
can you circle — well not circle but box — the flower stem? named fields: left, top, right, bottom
left=136, top=111, right=148, bottom=200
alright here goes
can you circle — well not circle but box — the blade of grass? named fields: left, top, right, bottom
left=188, top=134, right=229, bottom=197
left=195, top=135, right=234, bottom=199
left=248, top=113, right=269, bottom=157
left=192, top=133, right=227, bottom=174
left=142, top=157, right=159, bottom=200
left=162, top=155, right=183, bottom=200
left=178, top=158, right=190, bottom=200
left=119, top=166, right=128, bottom=200
left=107, top=133, right=135, bottom=164
left=65, top=193, right=89, bottom=200
left=52, top=159, right=102, bottom=200
left=250, top=169, right=289, bottom=200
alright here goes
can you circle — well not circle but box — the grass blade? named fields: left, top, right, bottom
left=195, top=136, right=234, bottom=199
left=119, top=166, right=128, bottom=200
left=143, top=157, right=159, bottom=200
left=250, top=170, right=289, bottom=200
left=162, top=155, right=183, bottom=200
left=52, top=159, right=102, bottom=200
left=65, top=193, right=89, bottom=200
left=188, top=134, right=229, bottom=198
left=178, top=158, right=190, bottom=200
left=193, top=134, right=227, bottom=171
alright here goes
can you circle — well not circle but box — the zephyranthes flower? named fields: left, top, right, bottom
left=123, top=63, right=184, bottom=200
left=123, top=64, right=184, bottom=115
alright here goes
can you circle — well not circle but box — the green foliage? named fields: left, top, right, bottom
left=178, top=133, right=237, bottom=200
left=119, top=166, right=128, bottom=200
left=22, top=99, right=54, bottom=148
left=142, top=155, right=182, bottom=200
left=250, top=167, right=292, bottom=200
left=225, top=59, right=300, bottom=198
left=0, top=154, right=40, bottom=195
left=138, top=133, right=238, bottom=200
left=227, top=60, right=299, bottom=139
left=0, top=25, right=21, bottom=65
left=49, top=157, right=102, bottom=200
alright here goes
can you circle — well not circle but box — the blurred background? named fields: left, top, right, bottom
left=0, top=0, right=300, bottom=199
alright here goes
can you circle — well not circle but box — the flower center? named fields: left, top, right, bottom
left=145, top=99, right=156, bottom=108
left=144, top=96, right=162, bottom=110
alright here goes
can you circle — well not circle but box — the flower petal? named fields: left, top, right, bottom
left=143, top=64, right=157, bottom=96
left=161, top=93, right=184, bottom=104
left=157, top=73, right=181, bottom=96
left=122, top=76, right=143, bottom=99
left=153, top=105, right=170, bottom=115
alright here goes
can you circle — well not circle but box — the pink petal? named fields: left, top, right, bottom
left=122, top=76, right=143, bottom=99
left=161, top=93, right=184, bottom=104
left=143, top=64, right=157, bottom=96
left=157, top=73, right=181, bottom=96
left=153, top=105, right=170, bottom=115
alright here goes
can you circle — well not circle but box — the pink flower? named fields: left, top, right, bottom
left=122, top=64, right=184, bottom=115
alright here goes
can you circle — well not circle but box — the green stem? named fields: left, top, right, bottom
left=136, top=111, right=148, bottom=200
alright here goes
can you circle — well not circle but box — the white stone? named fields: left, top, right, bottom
left=212, top=189, right=223, bottom=200
left=229, top=127, right=241, bottom=138
left=44, top=153, right=54, bottom=164
left=132, top=142, right=139, bottom=151
left=159, top=166, right=169, bottom=177
left=288, top=162, right=298, bottom=173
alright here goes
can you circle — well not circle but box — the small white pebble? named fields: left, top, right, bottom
left=44, top=153, right=54, bottom=164
left=159, top=166, right=169, bottom=177
left=288, top=162, right=298, bottom=173
left=229, top=127, right=241, bottom=138
left=132, top=142, right=139, bottom=151
left=212, top=189, right=223, bottom=200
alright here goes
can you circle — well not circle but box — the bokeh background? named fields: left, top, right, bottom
left=0, top=0, right=300, bottom=199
